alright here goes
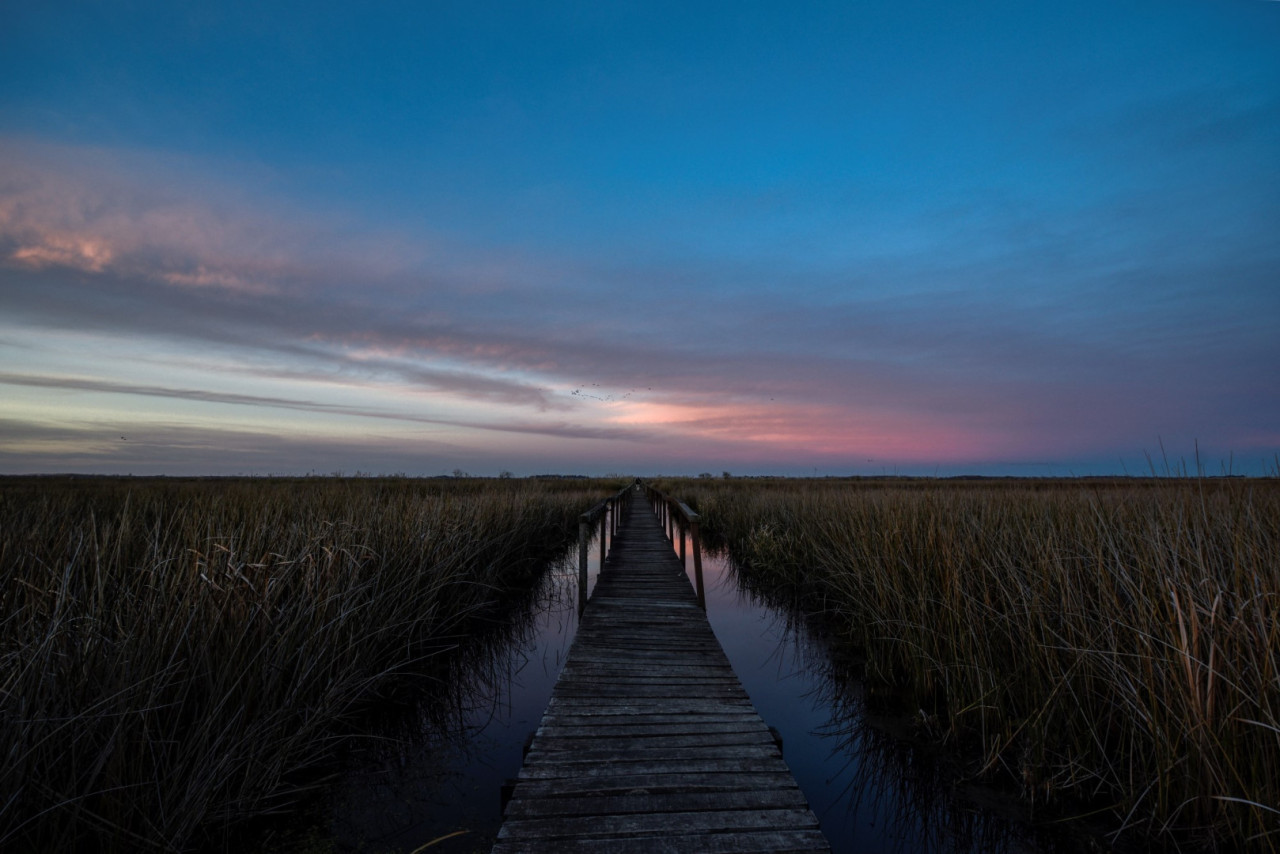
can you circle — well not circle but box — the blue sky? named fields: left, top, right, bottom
left=1, top=1, right=1277, bottom=476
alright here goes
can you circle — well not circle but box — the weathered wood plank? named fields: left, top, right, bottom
left=523, top=744, right=783, bottom=764
left=544, top=697, right=758, bottom=714
left=496, top=806, right=822, bottom=838
left=503, top=787, right=810, bottom=818
left=537, top=721, right=770, bottom=738
left=507, top=770, right=801, bottom=797
left=513, top=757, right=799, bottom=779
left=492, top=829, right=830, bottom=854
left=529, top=732, right=777, bottom=755
left=540, top=711, right=761, bottom=726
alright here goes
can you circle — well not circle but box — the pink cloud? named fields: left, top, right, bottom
left=0, top=138, right=343, bottom=296
left=11, top=233, right=115, bottom=272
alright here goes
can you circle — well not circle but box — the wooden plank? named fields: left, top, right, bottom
left=496, top=807, right=822, bottom=838
left=543, top=701, right=756, bottom=714
left=493, top=488, right=829, bottom=852
left=523, top=744, right=783, bottom=764
left=530, top=732, right=777, bottom=755
left=537, top=721, right=770, bottom=738
left=492, top=829, right=830, bottom=854
left=503, top=787, right=810, bottom=818
left=540, top=712, right=761, bottom=726
left=513, top=757, right=800, bottom=779
left=508, top=771, right=801, bottom=797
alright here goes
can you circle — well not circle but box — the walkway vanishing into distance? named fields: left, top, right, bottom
left=493, top=485, right=829, bottom=853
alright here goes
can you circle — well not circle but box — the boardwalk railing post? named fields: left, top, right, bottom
left=599, top=506, right=607, bottom=567
left=691, top=517, right=705, bottom=610
left=575, top=485, right=631, bottom=618
left=578, top=516, right=590, bottom=617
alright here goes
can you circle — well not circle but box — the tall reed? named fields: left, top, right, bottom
left=660, top=477, right=1280, bottom=850
left=0, top=476, right=615, bottom=852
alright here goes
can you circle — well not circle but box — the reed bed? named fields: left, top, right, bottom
left=0, top=476, right=616, bottom=852
left=659, top=477, right=1280, bottom=851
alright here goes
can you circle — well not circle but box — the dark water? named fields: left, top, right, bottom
left=289, top=514, right=1049, bottom=854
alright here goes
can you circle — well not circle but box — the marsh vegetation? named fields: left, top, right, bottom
left=0, top=476, right=620, bottom=852
left=657, top=476, right=1280, bottom=851
left=7, top=474, right=1275, bottom=852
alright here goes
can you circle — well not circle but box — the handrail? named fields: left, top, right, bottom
left=639, top=480, right=706, bottom=610
left=576, top=484, right=633, bottom=615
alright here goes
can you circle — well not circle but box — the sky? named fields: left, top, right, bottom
left=1, top=0, right=1278, bottom=477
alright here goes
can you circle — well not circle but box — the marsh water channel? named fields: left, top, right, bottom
left=275, top=512, right=1055, bottom=854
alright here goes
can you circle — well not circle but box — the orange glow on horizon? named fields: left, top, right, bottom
left=607, top=397, right=1000, bottom=462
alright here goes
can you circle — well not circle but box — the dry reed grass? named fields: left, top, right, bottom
left=660, top=477, right=1280, bottom=851
left=0, top=476, right=615, bottom=852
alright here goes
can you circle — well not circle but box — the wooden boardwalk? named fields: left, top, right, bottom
left=493, top=487, right=829, bottom=853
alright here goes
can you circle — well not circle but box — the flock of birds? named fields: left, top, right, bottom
left=569, top=383, right=651, bottom=402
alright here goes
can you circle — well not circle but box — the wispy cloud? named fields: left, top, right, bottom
left=2, top=130, right=1278, bottom=475
left=0, top=417, right=460, bottom=476
left=0, top=372, right=649, bottom=443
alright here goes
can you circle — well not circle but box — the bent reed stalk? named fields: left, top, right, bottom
left=658, top=477, right=1280, bottom=851
left=0, top=476, right=619, bottom=852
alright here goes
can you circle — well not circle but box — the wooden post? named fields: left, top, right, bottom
left=679, top=521, right=686, bottom=562
left=578, top=517, right=590, bottom=616
left=599, top=508, right=607, bottom=567
left=691, top=517, right=706, bottom=610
